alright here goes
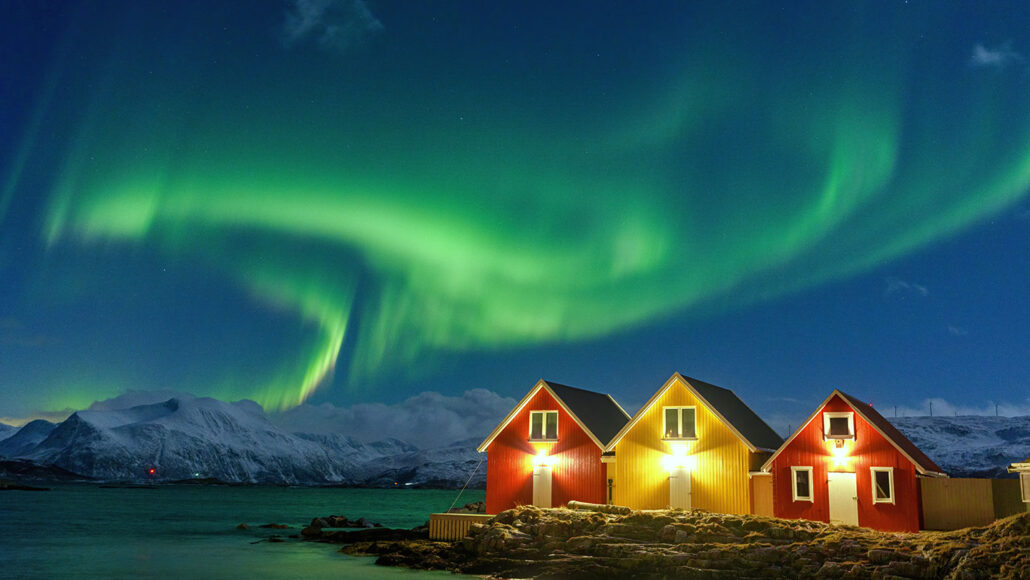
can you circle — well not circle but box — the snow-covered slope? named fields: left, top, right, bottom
left=2, top=395, right=486, bottom=486
left=889, top=415, right=1030, bottom=478
left=359, top=438, right=487, bottom=489
left=18, top=397, right=350, bottom=483
left=0, top=422, right=16, bottom=441
left=0, top=420, right=56, bottom=457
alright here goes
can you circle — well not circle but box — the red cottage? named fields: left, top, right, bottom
left=762, top=390, right=946, bottom=532
left=478, top=380, right=630, bottom=514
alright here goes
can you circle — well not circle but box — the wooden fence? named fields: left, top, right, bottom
left=428, top=513, right=494, bottom=540
left=920, top=478, right=1027, bottom=530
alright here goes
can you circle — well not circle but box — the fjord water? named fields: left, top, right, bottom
left=0, top=485, right=484, bottom=579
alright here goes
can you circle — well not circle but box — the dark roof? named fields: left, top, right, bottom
left=681, top=375, right=784, bottom=451
left=838, top=391, right=944, bottom=474
left=545, top=381, right=629, bottom=446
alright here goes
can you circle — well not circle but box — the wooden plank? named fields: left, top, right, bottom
left=428, top=513, right=494, bottom=540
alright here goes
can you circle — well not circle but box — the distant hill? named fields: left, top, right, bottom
left=0, top=421, right=17, bottom=442
left=889, top=415, right=1030, bottom=478
left=0, top=395, right=485, bottom=487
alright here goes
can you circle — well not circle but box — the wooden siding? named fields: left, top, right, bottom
left=992, top=479, right=1030, bottom=519
left=484, top=388, right=606, bottom=514
left=428, top=513, right=494, bottom=540
left=920, top=478, right=994, bottom=530
left=612, top=377, right=755, bottom=513
left=750, top=474, right=774, bottom=517
left=769, top=395, right=921, bottom=532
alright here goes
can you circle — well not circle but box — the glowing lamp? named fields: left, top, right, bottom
left=827, top=439, right=851, bottom=468
left=148, top=468, right=156, bottom=475
left=533, top=450, right=558, bottom=467
left=661, top=452, right=697, bottom=471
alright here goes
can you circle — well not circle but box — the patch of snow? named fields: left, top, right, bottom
left=889, top=415, right=1030, bottom=478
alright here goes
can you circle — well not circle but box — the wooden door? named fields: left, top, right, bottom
left=828, top=472, right=859, bottom=525
left=670, top=466, right=692, bottom=509
left=533, top=464, right=552, bottom=507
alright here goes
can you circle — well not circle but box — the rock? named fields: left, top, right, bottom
left=236, top=523, right=249, bottom=530
left=867, top=549, right=894, bottom=564
left=259, top=523, right=290, bottom=529
left=304, top=506, right=1029, bottom=580
left=267, top=535, right=284, bottom=543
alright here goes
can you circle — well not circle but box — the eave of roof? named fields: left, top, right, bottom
left=760, top=390, right=947, bottom=477
left=604, top=373, right=771, bottom=453
left=477, top=380, right=624, bottom=453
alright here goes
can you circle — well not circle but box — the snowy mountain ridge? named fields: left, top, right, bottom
left=0, top=395, right=485, bottom=486
left=888, top=414, right=1030, bottom=478
left=1, top=394, right=1025, bottom=483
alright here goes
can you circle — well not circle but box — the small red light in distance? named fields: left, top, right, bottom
left=148, top=468, right=156, bottom=475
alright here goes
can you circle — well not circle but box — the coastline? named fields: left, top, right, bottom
left=314, top=505, right=1029, bottom=579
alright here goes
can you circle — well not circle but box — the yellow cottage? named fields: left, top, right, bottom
left=605, top=373, right=783, bottom=514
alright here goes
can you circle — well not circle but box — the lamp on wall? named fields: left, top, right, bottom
left=533, top=450, right=558, bottom=467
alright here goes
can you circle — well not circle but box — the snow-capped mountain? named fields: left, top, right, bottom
left=0, top=420, right=56, bottom=457
left=0, top=395, right=486, bottom=486
left=0, top=422, right=16, bottom=441
left=889, top=415, right=1030, bottom=478
left=16, top=397, right=351, bottom=483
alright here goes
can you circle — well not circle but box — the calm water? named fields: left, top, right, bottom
left=0, top=485, right=484, bottom=579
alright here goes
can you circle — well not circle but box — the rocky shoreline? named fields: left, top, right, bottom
left=309, top=505, right=1027, bottom=579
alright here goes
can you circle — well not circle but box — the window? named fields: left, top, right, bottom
left=529, top=410, right=558, bottom=440
left=791, top=466, right=813, bottom=502
left=1021, top=473, right=1030, bottom=503
left=823, top=412, right=854, bottom=440
left=662, top=406, right=696, bottom=439
left=871, top=467, right=894, bottom=504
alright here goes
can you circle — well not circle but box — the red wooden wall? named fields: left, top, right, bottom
left=484, top=388, right=607, bottom=514
left=769, top=395, right=921, bottom=532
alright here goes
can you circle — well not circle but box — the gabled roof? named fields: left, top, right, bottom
left=477, top=380, right=630, bottom=453
left=604, top=373, right=783, bottom=453
left=760, top=390, right=947, bottom=476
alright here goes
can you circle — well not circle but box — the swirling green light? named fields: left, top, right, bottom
left=30, top=5, right=1030, bottom=411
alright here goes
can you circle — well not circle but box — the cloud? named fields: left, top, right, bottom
left=884, top=276, right=928, bottom=297
left=283, top=0, right=383, bottom=54
left=970, top=43, right=1022, bottom=68
left=272, top=389, right=518, bottom=447
left=947, top=324, right=968, bottom=337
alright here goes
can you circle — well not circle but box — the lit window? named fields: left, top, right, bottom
left=529, top=411, right=558, bottom=440
left=823, top=412, right=854, bottom=440
left=791, top=466, right=813, bottom=502
left=662, top=406, right=696, bottom=439
left=1021, top=473, right=1030, bottom=503
left=871, top=467, right=894, bottom=504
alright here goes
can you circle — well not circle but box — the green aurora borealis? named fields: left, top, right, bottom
left=3, top=2, right=1030, bottom=415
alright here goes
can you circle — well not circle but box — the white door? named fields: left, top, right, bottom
left=532, top=464, right=552, bottom=507
left=669, top=466, right=691, bottom=509
left=827, top=472, right=859, bottom=525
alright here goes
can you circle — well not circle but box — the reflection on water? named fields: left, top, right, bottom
left=0, top=485, right=484, bottom=579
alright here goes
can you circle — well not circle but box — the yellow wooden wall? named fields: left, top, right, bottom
left=612, top=378, right=755, bottom=513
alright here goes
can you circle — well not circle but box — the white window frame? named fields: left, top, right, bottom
left=662, top=406, right=697, bottom=440
left=871, top=467, right=895, bottom=504
left=791, top=466, right=814, bottom=502
left=529, top=410, right=558, bottom=441
left=1020, top=473, right=1030, bottom=503
left=823, top=412, right=855, bottom=440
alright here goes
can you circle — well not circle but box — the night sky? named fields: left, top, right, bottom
left=2, top=1, right=1028, bottom=428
